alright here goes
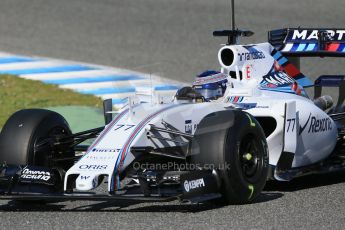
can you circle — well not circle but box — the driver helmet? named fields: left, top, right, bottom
left=192, top=70, right=228, bottom=101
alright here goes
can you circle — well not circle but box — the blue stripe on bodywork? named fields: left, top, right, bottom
left=76, top=87, right=136, bottom=95
left=260, top=87, right=295, bottom=94
left=296, top=43, right=307, bottom=52
left=290, top=43, right=300, bottom=52
left=110, top=104, right=184, bottom=191
left=111, top=98, right=128, bottom=105
left=83, top=108, right=130, bottom=157
left=154, top=85, right=179, bottom=91
left=273, top=52, right=282, bottom=60
left=306, top=43, right=316, bottom=51
left=278, top=57, right=288, bottom=65
left=0, top=65, right=96, bottom=75
left=338, top=44, right=345, bottom=52
left=0, top=56, right=39, bottom=64
left=296, top=77, right=314, bottom=87
left=43, top=75, right=143, bottom=85
left=246, top=46, right=259, bottom=53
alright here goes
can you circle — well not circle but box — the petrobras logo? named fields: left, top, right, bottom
left=183, top=178, right=205, bottom=192
left=287, top=29, right=345, bottom=42
left=20, top=168, right=51, bottom=181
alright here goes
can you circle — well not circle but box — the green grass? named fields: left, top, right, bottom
left=0, top=74, right=103, bottom=127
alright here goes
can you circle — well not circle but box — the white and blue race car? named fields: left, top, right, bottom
left=0, top=26, right=345, bottom=205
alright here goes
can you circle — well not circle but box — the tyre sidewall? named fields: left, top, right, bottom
left=220, top=111, right=269, bottom=203
left=0, top=109, right=71, bottom=166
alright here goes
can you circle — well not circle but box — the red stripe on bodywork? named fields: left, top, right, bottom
left=284, top=63, right=300, bottom=77
left=117, top=106, right=174, bottom=166
left=112, top=104, right=181, bottom=189
left=327, top=43, right=340, bottom=52
left=87, top=109, right=129, bottom=151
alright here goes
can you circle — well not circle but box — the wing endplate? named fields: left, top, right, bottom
left=269, top=28, right=345, bottom=57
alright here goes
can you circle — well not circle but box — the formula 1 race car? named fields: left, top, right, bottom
left=1, top=10, right=345, bottom=204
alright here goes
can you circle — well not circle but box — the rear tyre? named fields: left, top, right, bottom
left=190, top=110, right=269, bottom=204
left=0, top=109, right=72, bottom=167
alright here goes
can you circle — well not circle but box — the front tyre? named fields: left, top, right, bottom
left=0, top=109, right=72, bottom=168
left=190, top=110, right=269, bottom=204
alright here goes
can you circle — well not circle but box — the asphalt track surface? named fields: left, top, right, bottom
left=0, top=0, right=345, bottom=229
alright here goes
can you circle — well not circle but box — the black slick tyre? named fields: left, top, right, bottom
left=0, top=109, right=72, bottom=167
left=190, top=110, right=269, bottom=204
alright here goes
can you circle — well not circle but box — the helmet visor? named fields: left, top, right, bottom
left=194, top=88, right=223, bottom=100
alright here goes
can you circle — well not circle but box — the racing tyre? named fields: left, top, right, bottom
left=0, top=109, right=72, bottom=167
left=190, top=110, right=269, bottom=204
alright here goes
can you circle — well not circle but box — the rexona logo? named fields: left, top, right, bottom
left=183, top=179, right=205, bottom=192
left=299, top=113, right=332, bottom=135
left=308, top=116, right=332, bottom=133
left=288, top=29, right=345, bottom=42
left=20, top=168, right=51, bottom=181
left=79, top=165, right=108, bottom=170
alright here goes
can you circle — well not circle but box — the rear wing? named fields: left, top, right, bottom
left=269, top=28, right=345, bottom=57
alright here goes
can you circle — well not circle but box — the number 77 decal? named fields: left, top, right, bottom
left=283, top=101, right=298, bottom=155
left=275, top=101, right=298, bottom=181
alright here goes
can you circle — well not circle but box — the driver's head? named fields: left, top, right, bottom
left=192, top=70, right=228, bottom=101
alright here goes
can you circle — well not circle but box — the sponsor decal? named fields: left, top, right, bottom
left=87, top=148, right=120, bottom=160
left=92, top=148, right=121, bottom=153
left=245, top=65, right=252, bottom=79
left=86, top=155, right=116, bottom=160
left=193, top=73, right=227, bottom=85
left=287, top=29, right=345, bottom=42
left=183, top=178, right=205, bottom=192
left=80, top=176, right=90, bottom=180
left=235, top=103, right=257, bottom=110
left=308, top=116, right=332, bottom=133
left=185, top=120, right=192, bottom=134
left=79, top=165, right=108, bottom=170
left=238, top=51, right=265, bottom=61
left=184, top=120, right=198, bottom=134
left=86, top=155, right=117, bottom=161
left=299, top=113, right=332, bottom=135
left=256, top=105, right=270, bottom=109
left=234, top=102, right=269, bottom=110
left=20, top=168, right=51, bottom=181
left=260, top=68, right=306, bottom=96
left=261, top=71, right=295, bottom=88
left=225, top=96, right=244, bottom=103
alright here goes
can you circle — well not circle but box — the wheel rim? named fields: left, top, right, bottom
left=239, top=134, right=264, bottom=183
